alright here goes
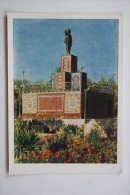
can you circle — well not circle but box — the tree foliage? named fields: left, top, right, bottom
left=87, top=77, right=93, bottom=87
left=14, top=118, right=43, bottom=158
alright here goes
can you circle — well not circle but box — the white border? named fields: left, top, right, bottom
left=8, top=13, right=123, bottom=175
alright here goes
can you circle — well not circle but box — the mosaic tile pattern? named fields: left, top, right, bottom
left=22, top=93, right=37, bottom=114
left=61, top=55, right=77, bottom=73
left=38, top=94, right=64, bottom=112
left=65, top=92, right=81, bottom=113
left=54, top=72, right=71, bottom=90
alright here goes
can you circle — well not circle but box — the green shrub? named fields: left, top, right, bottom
left=63, top=124, right=78, bottom=135
left=14, top=118, right=43, bottom=158
left=45, top=131, right=69, bottom=153
left=14, top=120, right=117, bottom=164
left=86, top=129, right=102, bottom=148
left=29, top=119, right=64, bottom=133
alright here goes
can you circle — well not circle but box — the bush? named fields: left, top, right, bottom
left=14, top=120, right=117, bottom=164
left=29, top=119, right=64, bottom=133
left=45, top=131, right=69, bottom=153
left=14, top=118, right=43, bottom=158
left=86, top=129, right=102, bottom=148
left=63, top=124, right=78, bottom=135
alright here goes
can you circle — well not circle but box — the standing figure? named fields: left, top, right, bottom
left=64, top=29, right=72, bottom=55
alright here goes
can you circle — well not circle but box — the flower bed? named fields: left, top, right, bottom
left=14, top=120, right=117, bottom=164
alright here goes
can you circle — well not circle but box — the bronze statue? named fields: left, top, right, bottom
left=64, top=29, right=72, bottom=55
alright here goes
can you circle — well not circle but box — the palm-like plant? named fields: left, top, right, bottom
left=14, top=118, right=43, bottom=158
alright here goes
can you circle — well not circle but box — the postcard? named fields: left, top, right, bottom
left=8, top=13, right=122, bottom=174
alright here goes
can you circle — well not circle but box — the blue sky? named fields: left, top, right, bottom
left=13, top=18, right=119, bottom=82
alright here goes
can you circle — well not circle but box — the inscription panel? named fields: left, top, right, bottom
left=71, top=73, right=81, bottom=91
left=65, top=92, right=81, bottom=113
left=38, top=93, right=64, bottom=112
left=62, top=57, right=70, bottom=72
left=22, top=93, right=37, bottom=114
left=54, top=72, right=65, bottom=90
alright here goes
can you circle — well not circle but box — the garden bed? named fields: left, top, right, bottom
left=14, top=118, right=117, bottom=164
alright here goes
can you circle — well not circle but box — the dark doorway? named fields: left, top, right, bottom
left=108, top=100, right=113, bottom=117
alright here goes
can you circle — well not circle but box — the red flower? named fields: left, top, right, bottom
left=31, top=151, right=36, bottom=157
left=88, top=146, right=93, bottom=154
left=102, top=137, right=107, bottom=141
left=26, top=154, right=31, bottom=159
left=43, top=149, right=52, bottom=158
left=74, top=151, right=78, bottom=155
left=98, top=153, right=105, bottom=163
left=37, top=154, right=43, bottom=159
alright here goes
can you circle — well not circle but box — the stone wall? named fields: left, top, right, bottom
left=22, top=92, right=82, bottom=119
left=37, top=93, right=64, bottom=112
left=22, top=93, right=37, bottom=114
left=64, top=92, right=81, bottom=113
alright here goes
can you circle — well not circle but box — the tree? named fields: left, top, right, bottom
left=14, top=80, right=22, bottom=117
left=55, top=67, right=61, bottom=72
left=14, top=79, right=29, bottom=117
left=87, top=77, right=93, bottom=87
left=98, top=75, right=108, bottom=85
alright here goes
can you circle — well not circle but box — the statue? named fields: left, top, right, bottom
left=64, top=29, right=72, bottom=55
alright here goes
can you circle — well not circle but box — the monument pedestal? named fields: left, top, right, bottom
left=71, top=72, right=87, bottom=91
left=61, top=55, right=77, bottom=73
left=53, top=72, right=71, bottom=90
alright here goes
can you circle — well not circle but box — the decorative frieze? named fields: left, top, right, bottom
left=71, top=72, right=87, bottom=91
left=53, top=72, right=71, bottom=91
left=65, top=92, right=81, bottom=114
left=37, top=93, right=64, bottom=112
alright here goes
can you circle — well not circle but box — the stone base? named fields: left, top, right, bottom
left=22, top=91, right=84, bottom=120
left=53, top=72, right=71, bottom=90
left=61, top=55, right=77, bottom=73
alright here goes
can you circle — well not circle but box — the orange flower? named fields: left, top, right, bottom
left=43, top=149, right=52, bottom=158
left=98, top=153, right=104, bottom=163
left=88, top=145, right=94, bottom=154
left=26, top=154, right=31, bottom=159
left=20, top=154, right=25, bottom=159
left=68, top=148, right=73, bottom=153
left=45, top=149, right=51, bottom=154
left=37, top=154, right=43, bottom=159
left=55, top=151, right=60, bottom=157
left=74, top=151, right=78, bottom=155
left=31, top=151, right=36, bottom=156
